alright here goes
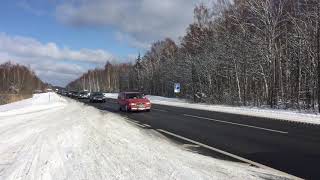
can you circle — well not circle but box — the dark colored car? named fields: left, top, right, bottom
left=66, top=91, right=77, bottom=98
left=71, top=91, right=79, bottom=98
left=89, top=92, right=106, bottom=103
left=118, top=92, right=151, bottom=112
left=60, top=90, right=67, bottom=96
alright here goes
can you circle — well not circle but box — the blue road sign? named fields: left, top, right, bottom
left=174, top=83, right=180, bottom=93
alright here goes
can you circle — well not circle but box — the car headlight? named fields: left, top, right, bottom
left=146, top=102, right=151, bottom=105
left=130, top=103, right=136, bottom=106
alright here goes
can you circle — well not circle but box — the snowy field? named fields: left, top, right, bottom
left=104, top=93, right=320, bottom=125
left=0, top=93, right=289, bottom=180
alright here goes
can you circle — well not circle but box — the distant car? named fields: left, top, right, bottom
left=66, top=91, right=72, bottom=97
left=118, top=92, right=151, bottom=112
left=61, top=91, right=67, bottom=96
left=72, top=91, right=79, bottom=98
left=66, top=91, right=77, bottom=97
left=89, top=92, right=106, bottom=103
left=78, top=91, right=90, bottom=99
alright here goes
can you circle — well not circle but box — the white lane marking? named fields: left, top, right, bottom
left=157, top=129, right=302, bottom=180
left=131, top=122, right=146, bottom=128
left=143, top=124, right=151, bottom=127
left=183, top=114, right=288, bottom=134
left=125, top=119, right=146, bottom=128
left=153, top=108, right=168, bottom=112
left=182, top=144, right=200, bottom=148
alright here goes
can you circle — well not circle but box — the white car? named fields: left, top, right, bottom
left=78, top=92, right=90, bottom=99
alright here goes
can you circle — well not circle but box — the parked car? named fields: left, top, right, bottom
left=78, top=91, right=90, bottom=99
left=89, top=92, right=106, bottom=103
left=117, top=92, right=151, bottom=112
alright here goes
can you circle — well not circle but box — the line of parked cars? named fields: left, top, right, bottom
left=59, top=90, right=107, bottom=103
left=59, top=90, right=152, bottom=112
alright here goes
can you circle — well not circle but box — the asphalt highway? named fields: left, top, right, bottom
left=78, top=98, right=320, bottom=179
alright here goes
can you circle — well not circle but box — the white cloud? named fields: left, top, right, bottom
left=37, top=69, right=83, bottom=87
left=0, top=33, right=118, bottom=86
left=56, top=0, right=198, bottom=48
left=0, top=32, right=115, bottom=64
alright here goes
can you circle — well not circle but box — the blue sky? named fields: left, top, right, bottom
left=0, top=0, right=197, bottom=86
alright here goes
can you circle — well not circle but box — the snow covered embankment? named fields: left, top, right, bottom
left=148, top=95, right=320, bottom=125
left=0, top=92, right=66, bottom=117
left=0, top=93, right=288, bottom=180
left=104, top=93, right=320, bottom=125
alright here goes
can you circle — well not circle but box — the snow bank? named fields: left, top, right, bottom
left=0, top=93, right=287, bottom=180
left=147, top=95, right=320, bottom=125
left=104, top=93, right=320, bottom=125
left=0, top=93, right=66, bottom=117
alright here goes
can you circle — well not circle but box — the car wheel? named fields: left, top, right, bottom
left=146, top=109, right=151, bottom=112
left=119, top=105, right=122, bottom=112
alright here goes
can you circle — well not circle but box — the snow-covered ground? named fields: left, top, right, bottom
left=104, top=93, right=320, bottom=125
left=0, top=93, right=66, bottom=117
left=0, top=93, right=289, bottom=180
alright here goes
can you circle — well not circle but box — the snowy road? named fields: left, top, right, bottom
left=0, top=93, right=289, bottom=180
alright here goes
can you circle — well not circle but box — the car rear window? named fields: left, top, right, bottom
left=125, top=93, right=143, bottom=99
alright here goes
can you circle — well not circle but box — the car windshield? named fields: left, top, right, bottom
left=126, top=93, right=143, bottom=99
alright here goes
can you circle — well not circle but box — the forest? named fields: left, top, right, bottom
left=0, top=62, right=46, bottom=104
left=0, top=62, right=46, bottom=93
left=67, top=0, right=320, bottom=112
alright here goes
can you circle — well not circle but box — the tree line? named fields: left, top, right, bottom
left=67, top=0, right=320, bottom=112
left=66, top=62, right=131, bottom=92
left=0, top=62, right=46, bottom=94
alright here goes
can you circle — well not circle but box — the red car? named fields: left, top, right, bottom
left=118, top=92, right=151, bottom=112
